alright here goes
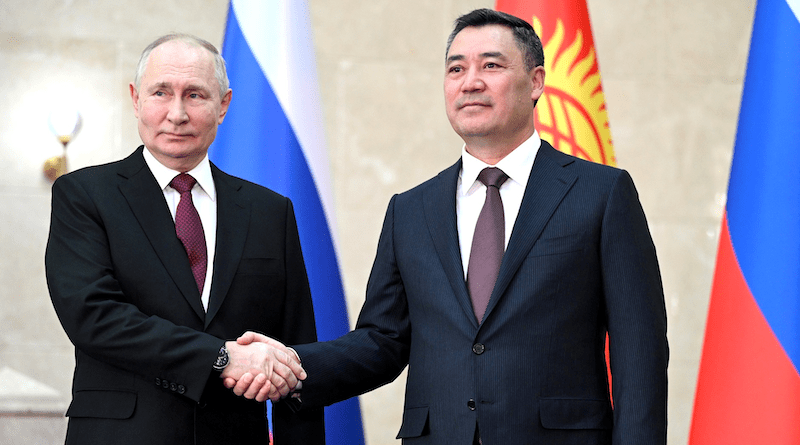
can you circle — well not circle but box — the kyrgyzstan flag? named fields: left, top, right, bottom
left=496, top=0, right=616, bottom=167
left=689, top=0, right=800, bottom=444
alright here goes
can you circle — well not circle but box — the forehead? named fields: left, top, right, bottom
left=142, top=41, right=217, bottom=88
left=447, top=24, right=520, bottom=61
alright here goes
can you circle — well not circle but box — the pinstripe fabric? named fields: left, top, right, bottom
left=294, top=141, right=668, bottom=445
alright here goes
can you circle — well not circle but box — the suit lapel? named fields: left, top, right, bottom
left=483, top=142, right=578, bottom=320
left=204, top=165, right=249, bottom=328
left=117, top=147, right=206, bottom=320
left=423, top=160, right=479, bottom=328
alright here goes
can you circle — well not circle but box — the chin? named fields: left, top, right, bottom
left=455, top=125, right=492, bottom=138
left=161, top=141, right=200, bottom=154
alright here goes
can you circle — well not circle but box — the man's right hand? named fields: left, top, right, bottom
left=220, top=335, right=307, bottom=402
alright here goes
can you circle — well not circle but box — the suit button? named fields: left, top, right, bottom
left=170, top=383, right=178, bottom=392
left=154, top=378, right=161, bottom=386
left=178, top=385, right=186, bottom=394
left=467, top=399, right=476, bottom=410
left=162, top=380, right=170, bottom=389
left=472, top=343, right=485, bottom=355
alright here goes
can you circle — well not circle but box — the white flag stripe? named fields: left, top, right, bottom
left=788, top=0, right=800, bottom=23
left=230, top=0, right=339, bottom=246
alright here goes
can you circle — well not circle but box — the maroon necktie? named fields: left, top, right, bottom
left=170, top=173, right=207, bottom=294
left=467, top=167, right=508, bottom=323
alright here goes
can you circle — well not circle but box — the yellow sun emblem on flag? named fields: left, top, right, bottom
left=532, top=18, right=616, bottom=166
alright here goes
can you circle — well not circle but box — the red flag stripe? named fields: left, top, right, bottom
left=689, top=215, right=800, bottom=445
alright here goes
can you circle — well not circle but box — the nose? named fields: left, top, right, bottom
left=462, top=67, right=485, bottom=93
left=167, top=97, right=188, bottom=125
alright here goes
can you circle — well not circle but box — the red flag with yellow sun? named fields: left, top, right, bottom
left=496, top=0, right=616, bottom=167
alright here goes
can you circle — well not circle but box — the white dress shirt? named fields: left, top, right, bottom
left=456, top=132, right=541, bottom=280
left=143, top=149, right=217, bottom=311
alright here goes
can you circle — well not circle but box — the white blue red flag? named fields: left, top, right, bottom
left=209, top=1, right=366, bottom=443
left=690, top=0, right=800, bottom=443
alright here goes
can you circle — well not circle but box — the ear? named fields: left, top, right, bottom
left=217, top=89, right=233, bottom=124
left=129, top=82, right=140, bottom=118
left=530, top=66, right=546, bottom=102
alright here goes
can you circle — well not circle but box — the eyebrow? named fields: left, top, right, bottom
left=446, top=51, right=505, bottom=64
left=148, top=81, right=210, bottom=94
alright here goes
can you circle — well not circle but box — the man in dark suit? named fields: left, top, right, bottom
left=235, top=8, right=668, bottom=445
left=45, top=34, right=324, bottom=444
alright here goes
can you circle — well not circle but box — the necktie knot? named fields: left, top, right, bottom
left=478, top=167, right=508, bottom=190
left=170, top=173, right=197, bottom=194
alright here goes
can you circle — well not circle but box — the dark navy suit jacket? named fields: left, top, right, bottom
left=294, top=141, right=668, bottom=445
left=46, top=147, right=324, bottom=445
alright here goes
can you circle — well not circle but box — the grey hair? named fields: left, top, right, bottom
left=134, top=34, right=230, bottom=98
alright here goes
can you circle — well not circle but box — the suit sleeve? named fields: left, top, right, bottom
left=271, top=199, right=325, bottom=443
left=45, top=174, right=221, bottom=402
left=292, top=194, right=411, bottom=407
left=600, top=170, right=669, bottom=445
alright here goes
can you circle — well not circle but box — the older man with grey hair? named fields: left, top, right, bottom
left=46, top=34, right=324, bottom=445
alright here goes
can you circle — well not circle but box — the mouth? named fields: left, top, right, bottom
left=162, top=132, right=194, bottom=139
left=458, top=100, right=491, bottom=110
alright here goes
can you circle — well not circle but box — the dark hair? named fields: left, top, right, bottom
left=445, top=8, right=544, bottom=72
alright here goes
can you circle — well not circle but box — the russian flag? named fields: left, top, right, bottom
left=689, top=0, right=800, bottom=443
left=209, top=1, right=365, bottom=443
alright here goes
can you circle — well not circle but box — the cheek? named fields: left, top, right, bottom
left=138, top=105, right=163, bottom=127
left=444, top=102, right=459, bottom=124
left=202, top=112, right=220, bottom=130
left=443, top=81, right=459, bottom=102
left=512, top=81, right=533, bottom=103
left=443, top=93, right=454, bottom=109
left=194, top=106, right=221, bottom=126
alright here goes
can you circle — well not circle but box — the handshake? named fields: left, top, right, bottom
left=219, top=331, right=305, bottom=403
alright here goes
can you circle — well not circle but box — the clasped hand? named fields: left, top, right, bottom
left=220, top=332, right=305, bottom=403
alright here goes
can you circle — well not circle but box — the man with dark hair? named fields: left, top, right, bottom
left=237, top=8, right=668, bottom=444
left=46, top=34, right=324, bottom=444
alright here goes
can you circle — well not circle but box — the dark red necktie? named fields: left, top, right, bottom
left=170, top=173, right=207, bottom=294
left=467, top=167, right=508, bottom=323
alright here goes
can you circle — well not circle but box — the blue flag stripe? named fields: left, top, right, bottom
left=210, top=3, right=366, bottom=443
left=726, top=0, right=800, bottom=373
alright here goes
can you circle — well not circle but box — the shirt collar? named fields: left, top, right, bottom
left=459, top=131, right=541, bottom=195
left=142, top=148, right=216, bottom=201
